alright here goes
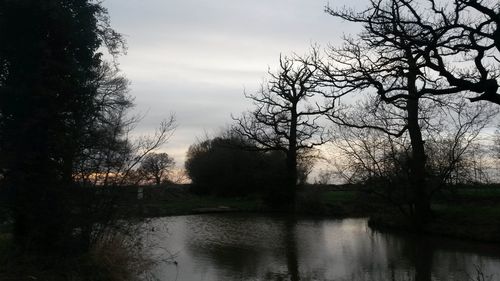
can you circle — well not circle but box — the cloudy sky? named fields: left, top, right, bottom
left=102, top=0, right=365, bottom=170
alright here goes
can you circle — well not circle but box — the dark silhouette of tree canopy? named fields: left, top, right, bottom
left=233, top=55, right=332, bottom=207
left=185, top=133, right=288, bottom=197
left=73, top=62, right=134, bottom=186
left=0, top=0, right=125, bottom=252
left=139, top=152, right=176, bottom=185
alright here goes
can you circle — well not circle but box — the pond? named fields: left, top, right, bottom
left=147, top=214, right=500, bottom=281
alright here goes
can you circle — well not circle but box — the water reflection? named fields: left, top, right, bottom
left=149, top=214, right=500, bottom=281
left=285, top=218, right=299, bottom=281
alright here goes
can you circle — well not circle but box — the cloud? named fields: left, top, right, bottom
left=102, top=0, right=366, bottom=172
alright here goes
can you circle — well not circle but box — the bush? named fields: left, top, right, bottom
left=0, top=226, right=163, bottom=281
left=87, top=233, right=156, bottom=281
left=185, top=135, right=287, bottom=197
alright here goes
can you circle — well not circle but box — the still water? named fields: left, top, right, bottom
left=147, top=214, right=500, bottom=281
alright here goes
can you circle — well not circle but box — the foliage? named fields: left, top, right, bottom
left=0, top=0, right=120, bottom=253
left=0, top=0, right=176, bottom=257
left=185, top=134, right=288, bottom=197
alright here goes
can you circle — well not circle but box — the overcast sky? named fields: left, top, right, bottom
left=102, top=0, right=365, bottom=169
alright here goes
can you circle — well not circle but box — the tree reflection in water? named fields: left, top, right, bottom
left=285, top=217, right=299, bottom=281
left=149, top=214, right=500, bottom=281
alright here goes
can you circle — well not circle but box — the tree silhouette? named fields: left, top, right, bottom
left=318, top=0, right=491, bottom=226
left=73, top=62, right=134, bottom=186
left=139, top=153, right=175, bottom=185
left=185, top=133, right=287, bottom=197
left=416, top=0, right=500, bottom=104
left=233, top=55, right=332, bottom=208
left=331, top=97, right=495, bottom=217
left=0, top=0, right=124, bottom=252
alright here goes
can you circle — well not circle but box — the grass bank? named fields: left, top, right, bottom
left=368, top=185, right=500, bottom=243
left=96, top=184, right=500, bottom=243
left=3, top=183, right=498, bottom=280
left=134, top=185, right=374, bottom=218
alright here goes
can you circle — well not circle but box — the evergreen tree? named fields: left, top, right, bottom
left=0, top=0, right=122, bottom=252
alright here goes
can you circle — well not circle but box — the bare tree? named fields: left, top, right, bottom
left=326, top=0, right=500, bottom=103
left=73, top=62, right=135, bottom=186
left=330, top=96, right=496, bottom=218
left=74, top=112, right=176, bottom=187
left=424, top=98, right=497, bottom=187
left=67, top=62, right=176, bottom=251
left=233, top=55, right=332, bottom=207
left=139, top=152, right=175, bottom=185
left=330, top=102, right=415, bottom=216
left=317, top=0, right=494, bottom=225
left=415, top=0, right=500, bottom=104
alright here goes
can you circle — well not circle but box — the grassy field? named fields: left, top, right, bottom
left=363, top=185, right=500, bottom=242
left=456, top=188, right=500, bottom=197
left=428, top=204, right=500, bottom=242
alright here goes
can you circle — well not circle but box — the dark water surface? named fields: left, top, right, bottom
left=147, top=214, right=500, bottom=281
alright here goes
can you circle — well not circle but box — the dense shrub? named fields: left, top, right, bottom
left=185, top=136, right=287, bottom=197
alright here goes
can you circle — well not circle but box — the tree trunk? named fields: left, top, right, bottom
left=406, top=67, right=431, bottom=228
left=287, top=104, right=299, bottom=211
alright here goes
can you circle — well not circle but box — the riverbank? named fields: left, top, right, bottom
left=0, top=231, right=157, bottom=281
left=368, top=186, right=500, bottom=243
left=135, top=186, right=372, bottom=218
left=4, top=184, right=495, bottom=243
left=369, top=204, right=500, bottom=243
left=5, top=188, right=496, bottom=276
left=2, top=184, right=500, bottom=280
left=134, top=184, right=500, bottom=243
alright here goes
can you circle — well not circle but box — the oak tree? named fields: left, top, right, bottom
left=234, top=55, right=332, bottom=207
